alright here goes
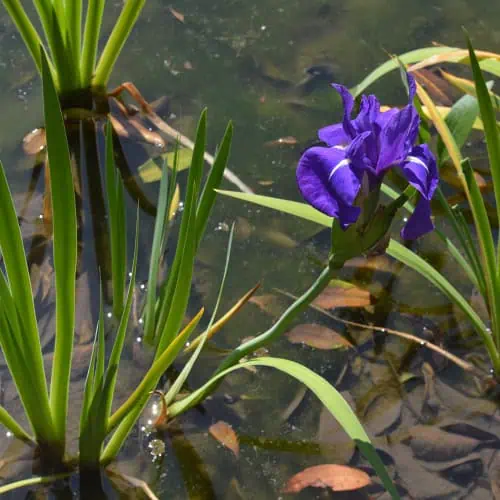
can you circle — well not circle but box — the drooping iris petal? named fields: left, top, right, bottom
left=318, top=123, right=350, bottom=146
left=296, top=145, right=361, bottom=225
left=401, top=196, right=434, bottom=240
left=400, top=144, right=438, bottom=239
left=331, top=84, right=356, bottom=139
left=401, top=144, right=438, bottom=199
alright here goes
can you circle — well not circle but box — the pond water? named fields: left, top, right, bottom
left=1, top=0, right=500, bottom=498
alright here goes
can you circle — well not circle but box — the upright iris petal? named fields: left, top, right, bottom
left=296, top=73, right=438, bottom=240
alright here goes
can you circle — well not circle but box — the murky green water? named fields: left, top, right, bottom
left=1, top=0, right=500, bottom=498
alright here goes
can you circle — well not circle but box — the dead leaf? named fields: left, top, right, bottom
left=286, top=324, right=352, bottom=350
left=280, top=386, right=308, bottom=421
left=344, top=255, right=394, bottom=274
left=234, top=216, right=254, bottom=241
left=259, top=229, right=297, bottom=248
left=408, top=425, right=482, bottom=461
left=209, top=421, right=239, bottom=457
left=488, top=450, right=500, bottom=499
left=391, top=443, right=462, bottom=498
left=363, top=392, right=402, bottom=436
left=421, top=362, right=440, bottom=420
left=317, top=393, right=356, bottom=464
left=151, top=391, right=169, bottom=431
left=413, top=69, right=453, bottom=106
left=257, top=180, right=274, bottom=186
left=313, top=284, right=371, bottom=310
left=138, top=148, right=194, bottom=183
left=107, top=467, right=159, bottom=499
left=30, top=260, right=53, bottom=301
left=44, top=343, right=93, bottom=380
left=168, top=7, right=184, bottom=22
left=264, top=136, right=297, bottom=147
left=249, top=294, right=287, bottom=316
left=441, top=422, right=499, bottom=443
left=471, top=288, right=489, bottom=322
left=22, top=128, right=46, bottom=155
left=283, top=464, right=371, bottom=493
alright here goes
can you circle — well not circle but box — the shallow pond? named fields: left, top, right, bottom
left=1, top=0, right=500, bottom=498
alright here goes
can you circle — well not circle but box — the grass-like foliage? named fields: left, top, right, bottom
left=2, top=0, right=146, bottom=96
left=0, top=51, right=397, bottom=498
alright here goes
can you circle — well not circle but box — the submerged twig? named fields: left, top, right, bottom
left=106, top=467, right=159, bottom=499
left=108, top=82, right=254, bottom=193
left=275, top=288, right=486, bottom=377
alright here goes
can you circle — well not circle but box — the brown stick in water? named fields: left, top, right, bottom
left=108, top=82, right=254, bottom=194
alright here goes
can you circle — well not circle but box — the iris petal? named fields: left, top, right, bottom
left=297, top=73, right=438, bottom=240
left=331, top=84, right=356, bottom=139
left=407, top=73, right=417, bottom=102
left=352, top=95, right=381, bottom=134
left=318, top=123, right=350, bottom=146
left=401, top=196, right=434, bottom=240
left=296, top=146, right=361, bottom=225
left=376, top=104, right=419, bottom=172
left=401, top=144, right=438, bottom=199
left=399, top=144, right=438, bottom=239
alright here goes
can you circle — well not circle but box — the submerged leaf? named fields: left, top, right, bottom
left=264, top=136, right=298, bottom=147
left=488, top=450, right=500, bottom=499
left=259, top=229, right=298, bottom=249
left=209, top=421, right=239, bottom=457
left=169, top=7, right=185, bottom=22
left=313, top=284, right=371, bottom=310
left=344, top=255, right=395, bottom=274
left=317, top=393, right=356, bottom=464
left=413, top=69, right=453, bottom=105
left=408, top=425, right=482, bottom=461
left=138, top=149, right=193, bottom=183
left=286, top=324, right=352, bottom=350
left=363, top=393, right=402, bottom=436
left=283, top=464, right=371, bottom=493
left=22, top=128, right=46, bottom=155
left=249, top=294, right=287, bottom=316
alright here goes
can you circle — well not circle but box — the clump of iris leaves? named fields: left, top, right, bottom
left=0, top=52, right=399, bottom=498
left=3, top=0, right=145, bottom=98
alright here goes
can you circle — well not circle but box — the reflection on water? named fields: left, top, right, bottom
left=1, top=0, right=500, bottom=498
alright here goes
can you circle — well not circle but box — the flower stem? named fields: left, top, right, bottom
left=214, top=263, right=337, bottom=375
left=168, top=263, right=338, bottom=420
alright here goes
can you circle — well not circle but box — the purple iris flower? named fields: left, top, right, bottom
left=296, top=74, right=438, bottom=240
